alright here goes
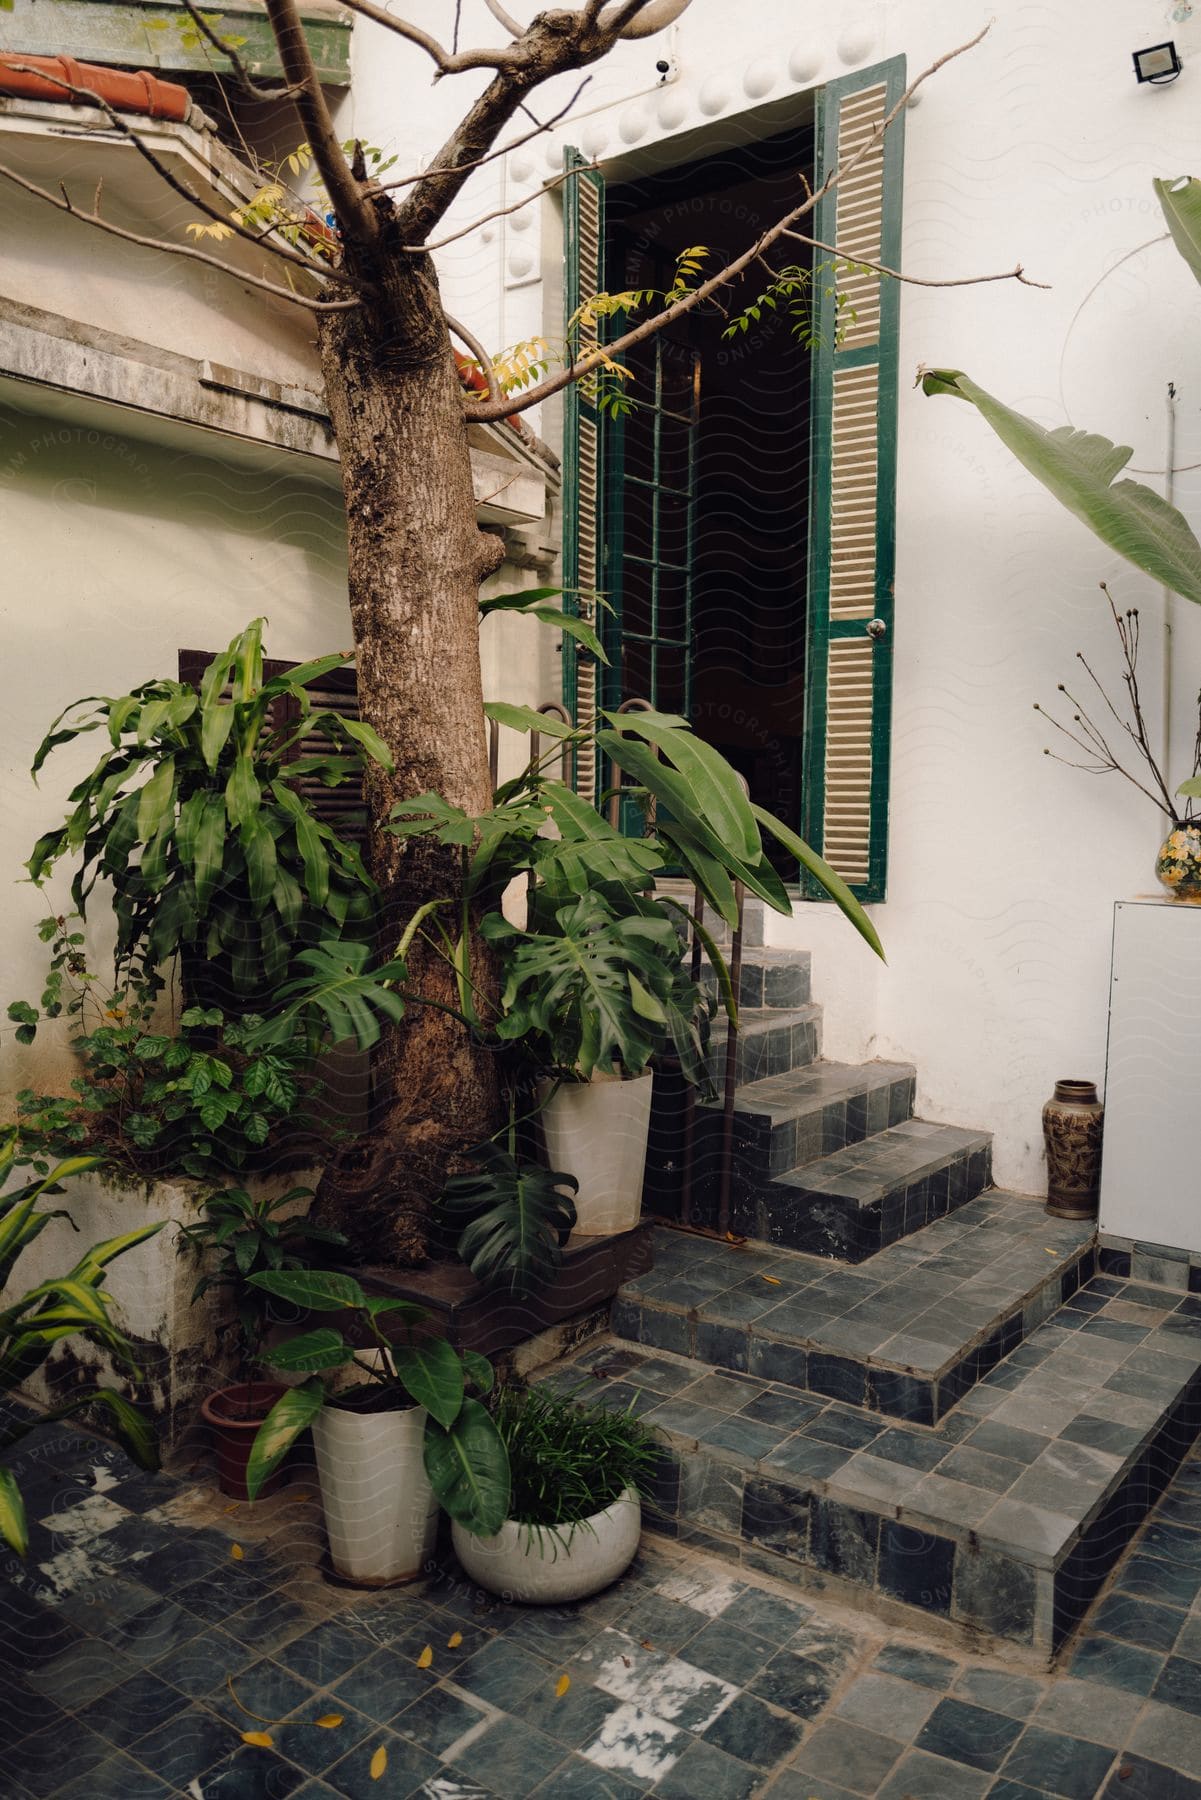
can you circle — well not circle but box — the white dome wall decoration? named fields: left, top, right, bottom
left=743, top=58, right=781, bottom=100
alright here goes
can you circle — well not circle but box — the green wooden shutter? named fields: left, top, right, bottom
left=562, top=147, right=605, bottom=803
left=802, top=58, right=905, bottom=903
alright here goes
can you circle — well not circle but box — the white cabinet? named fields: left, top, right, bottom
left=1099, top=900, right=1201, bottom=1253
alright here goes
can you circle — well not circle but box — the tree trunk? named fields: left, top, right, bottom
left=310, top=235, right=504, bottom=1266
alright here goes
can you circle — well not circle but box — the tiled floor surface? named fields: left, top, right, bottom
left=5, top=1410, right=1201, bottom=1796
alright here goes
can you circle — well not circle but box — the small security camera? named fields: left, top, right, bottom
left=655, top=57, right=675, bottom=84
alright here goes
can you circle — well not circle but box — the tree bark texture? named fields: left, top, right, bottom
left=311, top=231, right=505, bottom=1266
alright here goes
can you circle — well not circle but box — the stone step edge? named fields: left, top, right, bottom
left=618, top=1232, right=1092, bottom=1407
left=716, top=1060, right=918, bottom=1126
left=774, top=1125, right=994, bottom=1201
left=545, top=1331, right=1201, bottom=1656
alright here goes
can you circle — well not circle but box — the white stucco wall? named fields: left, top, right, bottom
left=340, top=0, right=1201, bottom=1194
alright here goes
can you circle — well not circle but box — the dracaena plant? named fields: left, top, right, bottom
left=0, top=1132, right=163, bottom=1555
left=25, top=618, right=391, bottom=1009
left=243, top=1268, right=510, bottom=1536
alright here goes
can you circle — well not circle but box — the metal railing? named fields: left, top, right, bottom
left=487, top=696, right=746, bottom=1235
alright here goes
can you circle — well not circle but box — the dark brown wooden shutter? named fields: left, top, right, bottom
left=178, top=650, right=365, bottom=839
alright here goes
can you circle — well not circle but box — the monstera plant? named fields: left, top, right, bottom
left=398, top=704, right=884, bottom=1246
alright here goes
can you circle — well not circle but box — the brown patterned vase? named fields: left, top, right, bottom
left=1043, top=1079, right=1104, bottom=1220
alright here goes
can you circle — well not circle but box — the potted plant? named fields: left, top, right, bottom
left=243, top=1268, right=509, bottom=1585
left=451, top=1385, right=657, bottom=1604
left=177, top=1185, right=347, bottom=1500
left=394, top=704, right=881, bottom=1237
left=0, top=1133, right=163, bottom=1553
left=6, top=621, right=407, bottom=1442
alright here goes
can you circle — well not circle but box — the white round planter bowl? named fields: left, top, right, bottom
left=312, top=1402, right=439, bottom=1586
left=539, top=1072, right=654, bottom=1236
left=452, top=1489, right=641, bottom=1604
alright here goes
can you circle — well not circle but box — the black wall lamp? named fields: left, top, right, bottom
left=1133, top=41, right=1183, bottom=84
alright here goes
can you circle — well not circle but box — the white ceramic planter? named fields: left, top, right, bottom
left=540, top=1072, right=653, bottom=1236
left=311, top=1401, right=439, bottom=1586
left=451, top=1489, right=641, bottom=1603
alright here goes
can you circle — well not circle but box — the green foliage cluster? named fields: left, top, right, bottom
left=176, top=1184, right=347, bottom=1373
left=26, top=619, right=388, bottom=1008
left=494, top=1385, right=656, bottom=1530
left=10, top=919, right=329, bottom=1180
left=0, top=1133, right=162, bottom=1555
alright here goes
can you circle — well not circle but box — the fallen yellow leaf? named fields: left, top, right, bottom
left=416, top=1644, right=433, bottom=1669
left=370, top=1744, right=388, bottom=1780
left=230, top=1543, right=244, bottom=1560
left=1045, top=1248, right=1059, bottom=1257
left=555, top=1674, right=571, bottom=1698
left=760, top=1274, right=782, bottom=1285
left=241, top=1730, right=274, bottom=1749
left=315, top=1714, right=344, bottom=1729
left=447, top=1631, right=463, bottom=1649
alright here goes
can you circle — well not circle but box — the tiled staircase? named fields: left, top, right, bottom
left=536, top=919, right=1201, bottom=1668
left=654, top=902, right=992, bottom=1261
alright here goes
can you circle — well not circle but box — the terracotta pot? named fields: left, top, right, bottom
left=1156, top=823, right=1201, bottom=903
left=1043, top=1080, right=1105, bottom=1220
left=201, top=1381, right=290, bottom=1501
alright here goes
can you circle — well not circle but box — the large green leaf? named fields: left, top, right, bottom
left=602, top=709, right=761, bottom=865
left=246, top=1378, right=326, bottom=1500
left=135, top=757, right=176, bottom=844
left=488, top=894, right=675, bottom=1077
left=248, top=1268, right=367, bottom=1311
left=392, top=1337, right=465, bottom=1430
left=0, top=1467, right=28, bottom=1556
left=921, top=369, right=1201, bottom=605
left=750, top=804, right=885, bottom=961
left=51, top=1388, right=161, bottom=1470
left=485, top=702, right=579, bottom=741
left=440, top=1144, right=578, bottom=1297
left=262, top=1328, right=354, bottom=1372
left=1155, top=175, right=1201, bottom=287
left=245, top=941, right=407, bottom=1052
left=423, top=1398, right=510, bottom=1535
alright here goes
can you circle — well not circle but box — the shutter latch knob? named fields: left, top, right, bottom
left=866, top=618, right=887, bottom=641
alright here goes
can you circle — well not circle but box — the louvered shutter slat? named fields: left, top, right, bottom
left=562, top=148, right=606, bottom=803
left=802, top=60, right=905, bottom=904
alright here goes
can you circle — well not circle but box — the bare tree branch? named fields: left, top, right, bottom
left=465, top=23, right=997, bottom=421
left=3, top=60, right=356, bottom=286
left=484, top=0, right=524, bottom=36
left=372, top=78, right=591, bottom=202
left=178, top=0, right=300, bottom=100
left=784, top=230, right=1050, bottom=289
left=0, top=158, right=361, bottom=312
left=445, top=313, right=504, bottom=408
left=329, top=0, right=525, bottom=73
left=263, top=0, right=379, bottom=248
left=395, top=3, right=694, bottom=243
left=403, top=157, right=592, bottom=252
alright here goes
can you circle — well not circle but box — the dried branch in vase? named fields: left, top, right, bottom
left=1033, top=584, right=1200, bottom=826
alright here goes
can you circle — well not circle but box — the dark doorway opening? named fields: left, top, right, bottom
left=605, top=120, right=816, bottom=851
